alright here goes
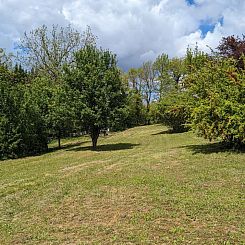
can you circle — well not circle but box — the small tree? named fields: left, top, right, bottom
left=30, top=78, right=79, bottom=148
left=65, top=44, right=126, bottom=148
left=157, top=90, right=191, bottom=132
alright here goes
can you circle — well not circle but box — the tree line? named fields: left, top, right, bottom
left=0, top=25, right=244, bottom=159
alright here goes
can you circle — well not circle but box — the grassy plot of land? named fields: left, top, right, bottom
left=0, top=125, right=244, bottom=244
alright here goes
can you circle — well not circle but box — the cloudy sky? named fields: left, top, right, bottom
left=0, top=0, right=244, bottom=70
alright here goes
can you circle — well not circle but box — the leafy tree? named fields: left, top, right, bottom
left=125, top=90, right=147, bottom=127
left=30, top=78, right=80, bottom=148
left=153, top=53, right=172, bottom=98
left=138, top=61, right=158, bottom=124
left=184, top=46, right=209, bottom=75
left=19, top=25, right=90, bottom=80
left=168, top=57, right=185, bottom=85
left=65, top=44, right=126, bottom=148
left=188, top=57, right=245, bottom=147
left=157, top=89, right=191, bottom=132
left=217, top=35, right=245, bottom=69
left=12, top=63, right=30, bottom=84
left=0, top=78, right=47, bottom=159
left=128, top=68, right=142, bottom=92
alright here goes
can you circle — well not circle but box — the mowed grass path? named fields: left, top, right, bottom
left=0, top=125, right=244, bottom=244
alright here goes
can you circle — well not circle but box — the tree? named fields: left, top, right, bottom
left=12, top=63, right=30, bottom=84
left=0, top=48, right=13, bottom=68
left=153, top=53, right=177, bottom=99
left=139, top=61, right=158, bottom=124
left=217, top=35, right=245, bottom=69
left=188, top=56, right=245, bottom=147
left=156, top=89, right=191, bottom=132
left=29, top=78, right=80, bottom=148
left=0, top=77, right=48, bottom=159
left=184, top=46, right=209, bottom=75
left=19, top=25, right=92, bottom=80
left=128, top=68, right=142, bottom=92
left=65, top=44, right=126, bottom=148
left=125, top=90, right=147, bottom=127
left=168, top=57, right=185, bottom=85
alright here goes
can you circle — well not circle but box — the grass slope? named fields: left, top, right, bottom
left=0, top=125, right=244, bottom=244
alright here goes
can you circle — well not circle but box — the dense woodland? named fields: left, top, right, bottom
left=0, top=25, right=245, bottom=159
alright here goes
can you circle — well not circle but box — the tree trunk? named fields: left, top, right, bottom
left=146, top=103, right=150, bottom=125
left=58, top=137, right=61, bottom=149
left=91, top=126, right=100, bottom=149
left=58, top=130, right=61, bottom=149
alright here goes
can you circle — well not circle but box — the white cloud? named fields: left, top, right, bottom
left=0, top=0, right=244, bottom=69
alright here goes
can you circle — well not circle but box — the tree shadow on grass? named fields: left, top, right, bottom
left=67, top=143, right=140, bottom=152
left=180, top=142, right=245, bottom=155
left=48, top=140, right=91, bottom=152
left=152, top=129, right=186, bottom=136
left=0, top=140, right=93, bottom=161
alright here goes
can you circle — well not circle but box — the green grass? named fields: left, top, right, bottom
left=0, top=125, right=244, bottom=244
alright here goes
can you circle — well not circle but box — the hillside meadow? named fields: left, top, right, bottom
left=0, top=124, right=244, bottom=244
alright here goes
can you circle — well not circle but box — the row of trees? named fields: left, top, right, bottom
left=0, top=26, right=129, bottom=159
left=125, top=35, right=245, bottom=147
left=1, top=25, right=244, bottom=159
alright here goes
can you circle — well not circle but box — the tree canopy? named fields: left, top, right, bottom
left=65, top=44, right=126, bottom=148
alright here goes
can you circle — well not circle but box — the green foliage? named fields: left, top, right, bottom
left=153, top=54, right=174, bottom=98
left=0, top=78, right=47, bottom=159
left=157, top=90, right=191, bottom=132
left=19, top=24, right=85, bottom=80
left=0, top=71, right=79, bottom=158
left=65, top=44, right=126, bottom=148
left=184, top=45, right=209, bottom=75
left=148, top=101, right=159, bottom=124
left=189, top=57, right=245, bottom=147
left=124, top=90, right=147, bottom=128
left=29, top=77, right=80, bottom=148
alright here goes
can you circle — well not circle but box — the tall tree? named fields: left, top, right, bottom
left=153, top=53, right=172, bottom=98
left=65, top=44, right=126, bottom=148
left=139, top=61, right=158, bottom=122
left=128, top=68, right=142, bottom=92
left=19, top=25, right=94, bottom=80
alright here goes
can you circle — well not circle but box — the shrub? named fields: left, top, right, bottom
left=189, top=57, right=245, bottom=147
left=157, top=90, right=191, bottom=133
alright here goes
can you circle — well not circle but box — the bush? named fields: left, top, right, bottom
left=157, top=90, right=191, bottom=133
left=189, top=57, right=245, bottom=147
left=0, top=80, right=48, bottom=159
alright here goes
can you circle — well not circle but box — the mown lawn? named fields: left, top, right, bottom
left=0, top=125, right=244, bottom=244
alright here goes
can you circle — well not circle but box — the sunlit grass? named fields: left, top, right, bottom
left=0, top=125, right=244, bottom=244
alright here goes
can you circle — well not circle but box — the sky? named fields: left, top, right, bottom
left=0, top=0, right=245, bottom=70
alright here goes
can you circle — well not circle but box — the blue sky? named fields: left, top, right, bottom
left=0, top=0, right=245, bottom=70
left=186, top=0, right=196, bottom=6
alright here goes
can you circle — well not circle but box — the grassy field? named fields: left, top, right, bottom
left=0, top=125, right=244, bottom=244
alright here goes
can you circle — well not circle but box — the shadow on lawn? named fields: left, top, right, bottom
left=180, top=142, right=245, bottom=154
left=67, top=143, right=140, bottom=152
left=152, top=129, right=186, bottom=136
left=49, top=140, right=91, bottom=152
